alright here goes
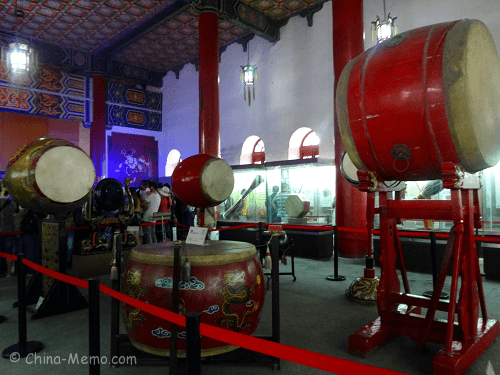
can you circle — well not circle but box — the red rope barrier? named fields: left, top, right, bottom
left=99, top=284, right=186, bottom=327
left=22, top=259, right=89, bottom=289
left=199, top=323, right=408, bottom=375
left=0, top=250, right=16, bottom=261
left=213, top=223, right=260, bottom=232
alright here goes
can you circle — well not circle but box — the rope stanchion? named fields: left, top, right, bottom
left=89, top=279, right=100, bottom=375
left=327, top=226, right=346, bottom=282
left=2, top=254, right=44, bottom=360
left=186, top=312, right=201, bottom=375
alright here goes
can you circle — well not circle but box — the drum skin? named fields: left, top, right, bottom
left=122, top=240, right=265, bottom=357
left=336, top=20, right=500, bottom=181
left=172, top=154, right=234, bottom=208
left=4, top=136, right=95, bottom=215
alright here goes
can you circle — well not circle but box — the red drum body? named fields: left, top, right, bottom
left=172, top=154, right=234, bottom=208
left=122, top=240, right=265, bottom=357
left=336, top=20, right=500, bottom=181
left=4, top=136, right=96, bottom=215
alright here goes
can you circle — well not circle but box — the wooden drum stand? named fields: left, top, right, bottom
left=349, top=163, right=499, bottom=375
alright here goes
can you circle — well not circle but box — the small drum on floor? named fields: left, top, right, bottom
left=122, top=240, right=265, bottom=357
left=4, top=136, right=96, bottom=215
left=172, top=154, right=234, bottom=208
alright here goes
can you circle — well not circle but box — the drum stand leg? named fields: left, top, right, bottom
left=27, top=219, right=88, bottom=319
left=348, top=177, right=499, bottom=374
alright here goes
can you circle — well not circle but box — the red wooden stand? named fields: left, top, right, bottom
left=349, top=164, right=499, bottom=375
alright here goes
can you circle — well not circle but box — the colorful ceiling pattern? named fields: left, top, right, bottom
left=112, top=8, right=249, bottom=73
left=0, top=0, right=326, bottom=75
left=0, top=0, right=176, bottom=53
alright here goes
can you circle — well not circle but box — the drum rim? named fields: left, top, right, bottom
left=340, top=151, right=360, bottom=187
left=129, top=241, right=258, bottom=266
left=127, top=337, right=239, bottom=358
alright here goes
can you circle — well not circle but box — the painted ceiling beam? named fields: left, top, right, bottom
left=95, top=0, right=194, bottom=59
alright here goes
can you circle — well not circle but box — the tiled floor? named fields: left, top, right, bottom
left=0, top=250, right=499, bottom=375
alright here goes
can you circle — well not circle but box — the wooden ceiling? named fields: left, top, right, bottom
left=0, top=0, right=326, bottom=86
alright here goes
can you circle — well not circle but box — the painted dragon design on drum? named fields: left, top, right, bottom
left=123, top=269, right=146, bottom=332
left=216, top=271, right=261, bottom=332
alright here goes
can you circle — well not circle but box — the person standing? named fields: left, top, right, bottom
left=0, top=190, right=19, bottom=277
left=141, top=182, right=161, bottom=244
left=272, top=183, right=291, bottom=222
left=158, top=185, right=173, bottom=241
left=266, top=185, right=280, bottom=222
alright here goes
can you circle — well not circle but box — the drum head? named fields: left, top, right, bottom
left=200, top=158, right=235, bottom=205
left=340, top=151, right=360, bottom=187
left=34, top=146, right=95, bottom=203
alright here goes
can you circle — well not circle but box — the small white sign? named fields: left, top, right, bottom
left=185, top=227, right=209, bottom=246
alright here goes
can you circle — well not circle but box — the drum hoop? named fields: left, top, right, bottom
left=340, top=151, right=360, bottom=187
left=128, top=337, right=239, bottom=358
left=129, top=248, right=258, bottom=267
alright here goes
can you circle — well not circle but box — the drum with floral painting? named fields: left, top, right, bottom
left=3, top=136, right=95, bottom=215
left=122, top=240, right=265, bottom=357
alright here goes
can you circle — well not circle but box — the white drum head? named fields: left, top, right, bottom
left=200, top=158, right=235, bottom=204
left=340, top=151, right=360, bottom=186
left=35, top=146, right=96, bottom=203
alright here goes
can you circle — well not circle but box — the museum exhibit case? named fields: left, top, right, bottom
left=218, top=158, right=336, bottom=259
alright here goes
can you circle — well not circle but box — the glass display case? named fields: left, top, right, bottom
left=222, top=158, right=335, bottom=225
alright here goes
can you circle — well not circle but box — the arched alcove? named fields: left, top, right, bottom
left=165, top=149, right=181, bottom=177
left=288, top=127, right=320, bottom=160
left=240, top=135, right=265, bottom=165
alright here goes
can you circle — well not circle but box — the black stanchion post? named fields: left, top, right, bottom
left=2, top=254, right=44, bottom=359
left=327, top=226, right=345, bottom=281
left=270, top=234, right=280, bottom=370
left=424, top=231, right=449, bottom=300
left=17, top=254, right=27, bottom=357
left=186, top=312, right=201, bottom=375
left=89, top=279, right=100, bottom=375
left=169, top=241, right=182, bottom=375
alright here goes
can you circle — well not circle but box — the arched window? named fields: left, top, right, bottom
left=165, top=149, right=181, bottom=177
left=299, top=130, right=320, bottom=159
left=251, top=138, right=265, bottom=164
left=240, top=135, right=264, bottom=165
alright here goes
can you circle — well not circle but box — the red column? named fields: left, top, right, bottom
left=90, top=74, right=106, bottom=179
left=198, top=11, right=220, bottom=157
left=333, top=0, right=368, bottom=257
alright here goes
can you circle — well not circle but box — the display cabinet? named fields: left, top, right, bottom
left=221, top=158, right=335, bottom=225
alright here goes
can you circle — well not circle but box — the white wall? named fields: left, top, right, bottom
left=158, top=0, right=500, bottom=170
left=162, top=1, right=335, bottom=167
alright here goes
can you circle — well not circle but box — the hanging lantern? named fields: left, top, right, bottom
left=240, top=42, right=257, bottom=107
left=8, top=42, right=33, bottom=73
left=371, top=0, right=397, bottom=44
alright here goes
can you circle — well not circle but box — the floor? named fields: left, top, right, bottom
left=0, top=248, right=499, bottom=375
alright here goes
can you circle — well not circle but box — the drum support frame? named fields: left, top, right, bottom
left=349, top=164, right=499, bottom=375
left=110, top=230, right=282, bottom=371
left=16, top=219, right=88, bottom=319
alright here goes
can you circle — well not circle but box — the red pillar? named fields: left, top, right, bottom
left=90, top=74, right=106, bottom=179
left=332, top=0, right=368, bottom=257
left=198, top=11, right=220, bottom=157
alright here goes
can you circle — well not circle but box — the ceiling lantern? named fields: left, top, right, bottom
left=8, top=42, right=34, bottom=73
left=241, top=41, right=257, bottom=106
left=371, top=0, right=397, bottom=44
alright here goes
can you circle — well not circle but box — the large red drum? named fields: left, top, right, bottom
left=172, top=154, right=234, bottom=208
left=336, top=20, right=500, bottom=181
left=4, top=136, right=96, bottom=215
left=122, top=240, right=265, bottom=357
